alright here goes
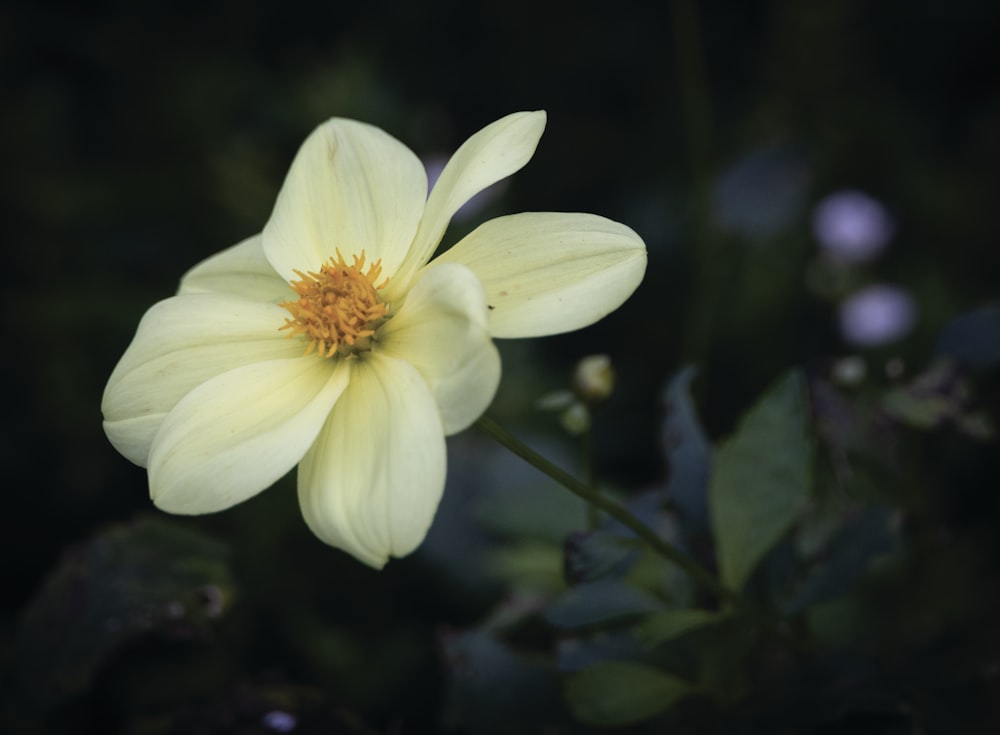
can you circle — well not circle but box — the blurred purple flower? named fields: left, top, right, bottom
left=839, top=284, right=917, bottom=346
left=813, top=190, right=894, bottom=262
left=262, top=710, right=297, bottom=733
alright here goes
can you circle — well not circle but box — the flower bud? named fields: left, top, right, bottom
left=573, top=354, right=615, bottom=403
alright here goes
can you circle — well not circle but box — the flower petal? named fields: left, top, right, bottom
left=149, top=357, right=349, bottom=514
left=179, top=234, right=292, bottom=302
left=378, top=263, right=500, bottom=434
left=297, top=354, right=446, bottom=568
left=102, top=294, right=306, bottom=466
left=433, top=212, right=647, bottom=338
left=389, top=111, right=547, bottom=295
left=262, top=118, right=427, bottom=283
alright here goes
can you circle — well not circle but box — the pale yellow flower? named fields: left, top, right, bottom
left=102, top=111, right=646, bottom=568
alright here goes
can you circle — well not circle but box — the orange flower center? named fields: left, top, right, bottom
left=279, top=250, right=390, bottom=358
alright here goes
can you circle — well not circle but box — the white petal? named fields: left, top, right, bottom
left=297, top=355, right=446, bottom=568
left=388, top=111, right=547, bottom=295
left=179, top=234, right=292, bottom=302
left=433, top=212, right=647, bottom=338
left=377, top=263, right=500, bottom=434
left=103, top=415, right=166, bottom=469
left=262, top=118, right=427, bottom=282
left=102, top=294, right=306, bottom=465
left=149, top=357, right=349, bottom=514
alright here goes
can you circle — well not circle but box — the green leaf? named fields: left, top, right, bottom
left=444, top=630, right=560, bottom=731
left=487, top=541, right=566, bottom=593
left=564, top=529, right=640, bottom=584
left=709, top=371, right=813, bottom=592
left=544, top=579, right=664, bottom=629
left=660, top=365, right=712, bottom=526
left=779, top=507, right=897, bottom=614
left=636, top=608, right=729, bottom=647
left=565, top=660, right=693, bottom=726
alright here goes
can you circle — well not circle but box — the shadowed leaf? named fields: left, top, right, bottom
left=636, top=608, right=730, bottom=647
left=779, top=507, right=898, bottom=614
left=566, top=660, right=694, bottom=726
left=544, top=578, right=664, bottom=629
left=441, top=629, right=560, bottom=734
left=660, top=366, right=712, bottom=526
left=563, top=529, right=640, bottom=584
left=16, top=517, right=233, bottom=710
left=709, top=371, right=813, bottom=592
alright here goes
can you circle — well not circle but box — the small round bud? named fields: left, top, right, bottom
left=560, top=402, right=591, bottom=435
left=573, top=354, right=615, bottom=403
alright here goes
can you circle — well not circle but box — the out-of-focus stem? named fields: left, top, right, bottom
left=671, top=0, right=731, bottom=372
left=581, top=422, right=600, bottom=530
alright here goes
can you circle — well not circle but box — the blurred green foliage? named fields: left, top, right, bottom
left=2, top=0, right=999, bottom=732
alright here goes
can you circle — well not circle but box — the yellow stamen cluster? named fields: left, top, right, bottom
left=279, top=250, right=390, bottom=358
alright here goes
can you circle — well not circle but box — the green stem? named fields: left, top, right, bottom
left=581, top=422, right=600, bottom=530
left=475, top=415, right=742, bottom=610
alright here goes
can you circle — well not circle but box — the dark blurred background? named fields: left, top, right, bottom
left=3, top=0, right=999, bottom=732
